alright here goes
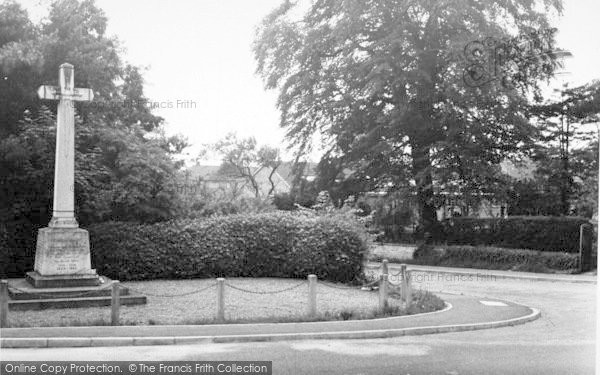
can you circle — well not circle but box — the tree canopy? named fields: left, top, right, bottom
left=254, top=0, right=566, bottom=232
left=519, top=80, right=600, bottom=216
left=0, top=0, right=186, bottom=231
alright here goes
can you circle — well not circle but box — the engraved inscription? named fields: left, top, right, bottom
left=48, top=239, right=86, bottom=273
left=34, top=227, right=93, bottom=276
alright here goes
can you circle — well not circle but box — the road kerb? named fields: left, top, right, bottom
left=366, top=262, right=597, bottom=284
left=90, top=337, right=133, bottom=347
left=0, top=306, right=541, bottom=348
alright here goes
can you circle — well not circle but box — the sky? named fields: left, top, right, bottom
left=19, top=0, right=600, bottom=164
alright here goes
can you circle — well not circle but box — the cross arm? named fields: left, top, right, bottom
left=37, top=85, right=94, bottom=102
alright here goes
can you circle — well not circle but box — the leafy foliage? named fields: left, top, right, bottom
left=0, top=1, right=186, bottom=226
left=183, top=197, right=276, bottom=219
left=272, top=192, right=296, bottom=210
left=88, top=212, right=368, bottom=282
left=413, top=244, right=578, bottom=272
left=529, top=81, right=600, bottom=215
left=440, top=216, right=590, bottom=253
left=366, top=190, right=417, bottom=242
left=253, top=0, right=564, bottom=231
left=0, top=0, right=188, bottom=270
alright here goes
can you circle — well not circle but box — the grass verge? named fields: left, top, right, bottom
left=369, top=244, right=580, bottom=274
left=7, top=289, right=445, bottom=328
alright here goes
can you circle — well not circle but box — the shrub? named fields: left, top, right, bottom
left=404, top=290, right=446, bottom=315
left=273, top=193, right=295, bottom=211
left=89, top=212, right=368, bottom=282
left=413, top=244, right=578, bottom=272
left=0, top=220, right=40, bottom=278
left=440, top=216, right=590, bottom=253
left=366, top=190, right=418, bottom=243
left=183, top=197, right=275, bottom=219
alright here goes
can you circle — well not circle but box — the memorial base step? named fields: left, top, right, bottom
left=6, top=277, right=147, bottom=310
left=25, top=271, right=101, bottom=288
left=7, top=295, right=147, bottom=311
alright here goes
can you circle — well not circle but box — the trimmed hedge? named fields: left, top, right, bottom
left=414, top=244, right=578, bottom=272
left=0, top=220, right=40, bottom=278
left=440, top=216, right=590, bottom=253
left=89, top=212, right=368, bottom=282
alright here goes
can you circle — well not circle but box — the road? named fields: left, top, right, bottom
left=2, top=272, right=596, bottom=374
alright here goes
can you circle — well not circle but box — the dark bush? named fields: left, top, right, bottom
left=413, top=244, right=578, bottom=272
left=371, top=196, right=415, bottom=243
left=440, top=216, right=590, bottom=253
left=0, top=220, right=41, bottom=278
left=89, top=212, right=367, bottom=282
left=273, top=193, right=295, bottom=211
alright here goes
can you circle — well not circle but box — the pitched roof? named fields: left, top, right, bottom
left=186, top=164, right=222, bottom=180
left=500, top=159, right=536, bottom=181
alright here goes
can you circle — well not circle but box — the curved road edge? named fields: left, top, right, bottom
left=0, top=298, right=541, bottom=348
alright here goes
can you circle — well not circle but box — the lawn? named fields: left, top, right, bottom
left=7, top=277, right=444, bottom=327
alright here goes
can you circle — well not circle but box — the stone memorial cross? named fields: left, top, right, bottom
left=28, top=63, right=99, bottom=286
left=37, top=63, right=93, bottom=228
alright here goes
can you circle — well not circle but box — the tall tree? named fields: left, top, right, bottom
left=0, top=0, right=188, bottom=277
left=532, top=81, right=600, bottom=214
left=0, top=0, right=38, bottom=137
left=0, top=0, right=187, bottom=226
left=254, top=0, right=564, bottom=233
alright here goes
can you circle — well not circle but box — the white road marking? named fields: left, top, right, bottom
left=479, top=300, right=508, bottom=306
left=290, top=340, right=431, bottom=357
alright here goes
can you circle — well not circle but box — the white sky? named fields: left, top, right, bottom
left=18, top=0, right=600, bottom=164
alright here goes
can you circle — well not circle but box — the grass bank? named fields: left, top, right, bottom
left=7, top=278, right=444, bottom=328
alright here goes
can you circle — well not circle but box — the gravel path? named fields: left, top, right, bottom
left=11, top=278, right=406, bottom=327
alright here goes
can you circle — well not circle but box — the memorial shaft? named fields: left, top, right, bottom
left=51, top=93, right=77, bottom=228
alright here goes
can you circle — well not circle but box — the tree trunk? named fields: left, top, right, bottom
left=560, top=115, right=571, bottom=215
left=411, top=12, right=442, bottom=237
left=267, top=167, right=277, bottom=197
left=412, top=141, right=438, bottom=236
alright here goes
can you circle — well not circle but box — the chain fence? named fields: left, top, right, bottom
left=387, top=268, right=406, bottom=277
left=1, top=263, right=412, bottom=327
left=122, top=281, right=216, bottom=298
left=224, top=280, right=306, bottom=295
left=6, top=274, right=401, bottom=301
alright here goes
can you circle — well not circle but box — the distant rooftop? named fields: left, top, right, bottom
left=500, top=158, right=536, bottom=181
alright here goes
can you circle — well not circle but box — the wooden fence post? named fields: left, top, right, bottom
left=111, top=281, right=120, bottom=326
left=307, top=274, right=317, bottom=317
left=381, top=259, right=389, bottom=275
left=216, top=278, right=225, bottom=322
left=400, top=264, right=408, bottom=302
left=379, top=274, right=388, bottom=312
left=405, top=270, right=412, bottom=305
left=579, top=224, right=593, bottom=272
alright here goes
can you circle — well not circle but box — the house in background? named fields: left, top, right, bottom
left=360, top=158, right=537, bottom=226
left=182, top=158, right=536, bottom=220
left=182, top=164, right=292, bottom=200
left=435, top=159, right=536, bottom=220
left=435, top=191, right=507, bottom=220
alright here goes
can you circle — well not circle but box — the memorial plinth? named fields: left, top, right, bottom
left=27, top=227, right=100, bottom=288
